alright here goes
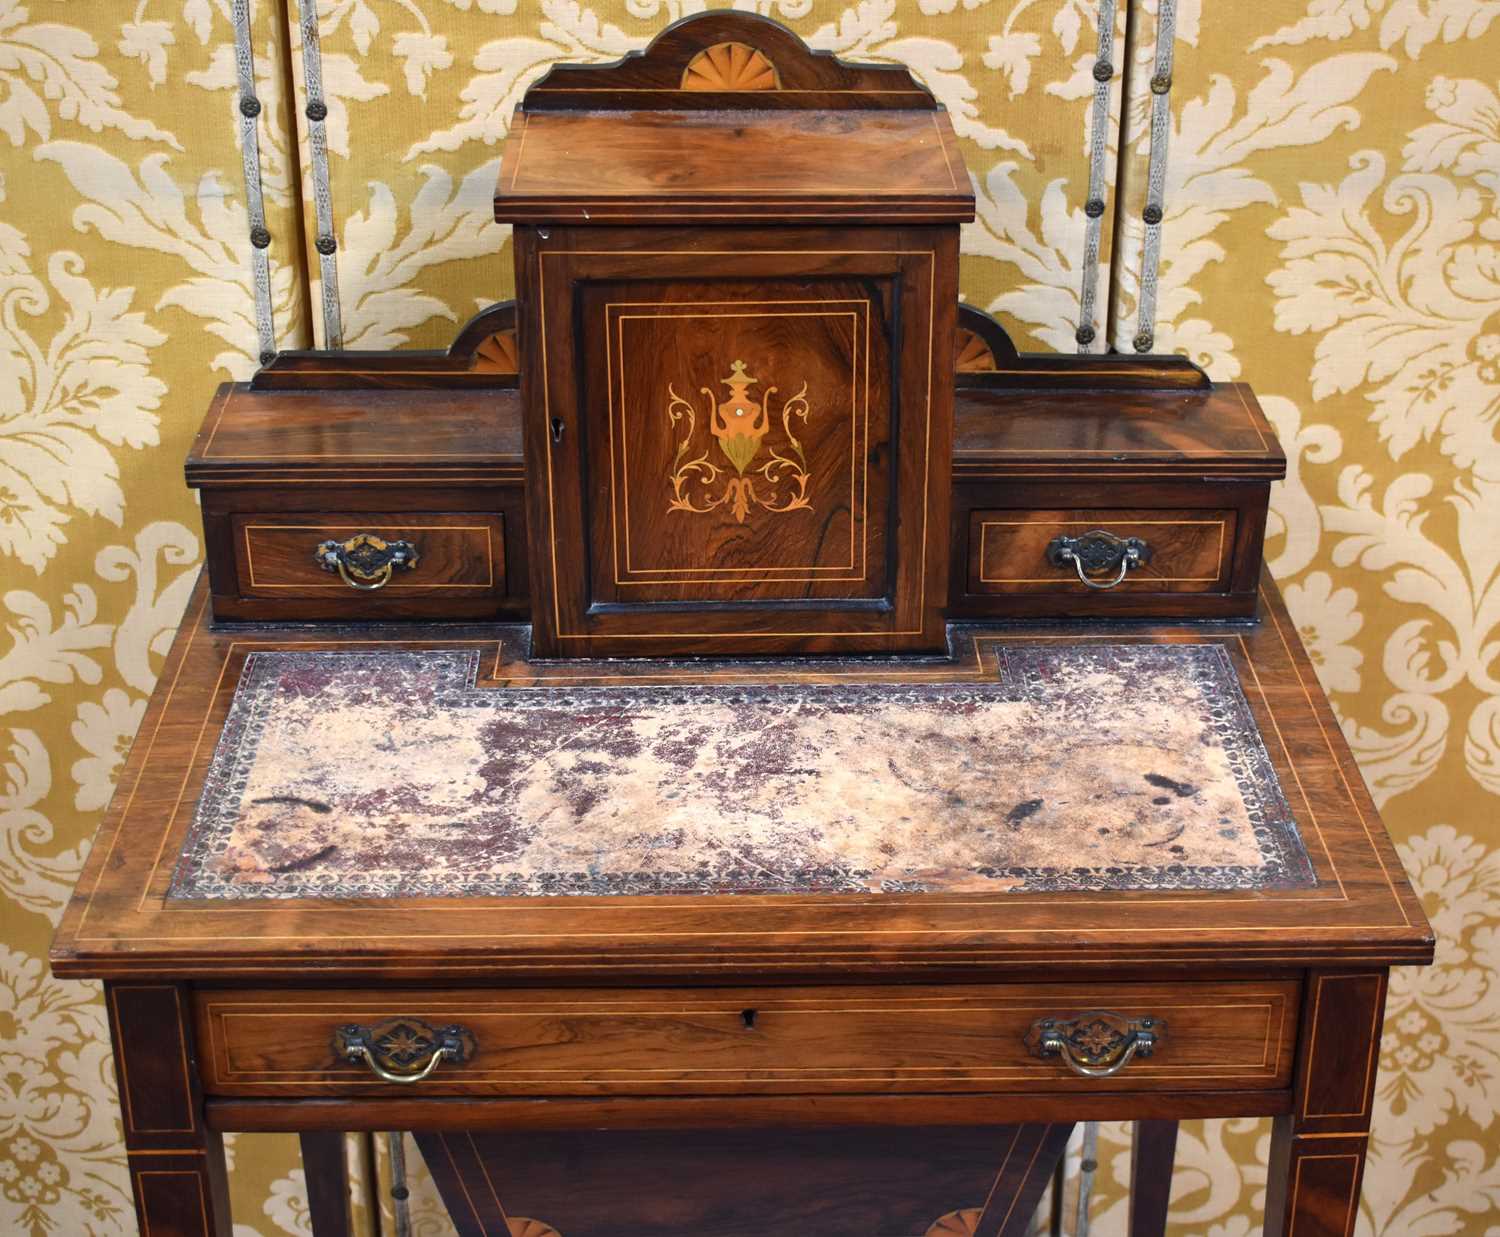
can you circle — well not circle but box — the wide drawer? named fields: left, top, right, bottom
left=194, top=981, right=1298, bottom=1097
left=968, top=508, right=1236, bottom=595
left=230, top=512, right=505, bottom=601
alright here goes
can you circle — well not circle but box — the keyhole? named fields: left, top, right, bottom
left=740, top=1008, right=757, bottom=1030
left=550, top=416, right=565, bottom=444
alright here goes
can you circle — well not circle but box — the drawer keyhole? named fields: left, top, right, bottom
left=740, top=1008, right=757, bottom=1030
left=550, top=416, right=566, bottom=444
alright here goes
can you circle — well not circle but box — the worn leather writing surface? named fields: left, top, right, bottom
left=169, top=642, right=1311, bottom=902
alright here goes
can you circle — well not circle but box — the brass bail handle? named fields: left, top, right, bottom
left=314, top=533, right=420, bottom=592
left=334, top=1018, right=476, bottom=1085
left=1045, top=529, right=1152, bottom=591
left=345, top=1040, right=450, bottom=1084
left=1025, top=1011, right=1165, bottom=1078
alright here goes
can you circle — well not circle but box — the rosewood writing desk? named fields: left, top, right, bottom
left=51, top=13, right=1431, bottom=1236
left=51, top=574, right=1432, bottom=1236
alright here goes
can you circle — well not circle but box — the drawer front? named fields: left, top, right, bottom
left=195, top=981, right=1298, bottom=1097
left=969, top=508, right=1236, bottom=595
left=232, top=512, right=505, bottom=601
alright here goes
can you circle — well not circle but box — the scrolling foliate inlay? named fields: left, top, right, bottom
left=666, top=360, right=813, bottom=525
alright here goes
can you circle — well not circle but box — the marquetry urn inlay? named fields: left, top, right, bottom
left=666, top=360, right=813, bottom=525
left=681, top=41, right=779, bottom=91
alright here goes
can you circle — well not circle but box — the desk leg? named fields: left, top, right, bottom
left=1128, top=1120, right=1178, bottom=1237
left=300, top=1132, right=352, bottom=1235
left=105, top=983, right=231, bottom=1237
left=969, top=1123, right=1075, bottom=1237
left=1264, top=969, right=1388, bottom=1237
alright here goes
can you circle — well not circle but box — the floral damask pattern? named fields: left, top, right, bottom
left=0, top=2, right=1496, bottom=1235
left=0, top=4, right=318, bottom=1232
left=1097, top=2, right=1500, bottom=1231
left=286, top=0, right=1119, bottom=352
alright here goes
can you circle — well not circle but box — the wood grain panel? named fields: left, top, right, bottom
left=498, top=109, right=971, bottom=224
left=967, top=508, right=1236, bottom=596
left=130, top=1160, right=225, bottom=1237
left=186, top=386, right=523, bottom=482
left=416, top=1125, right=1015, bottom=1237
left=952, top=382, right=1282, bottom=474
left=1264, top=969, right=1389, bottom=1236
left=231, top=512, right=504, bottom=599
left=585, top=285, right=885, bottom=603
left=1299, top=972, right=1386, bottom=1125
left=194, top=981, right=1298, bottom=1098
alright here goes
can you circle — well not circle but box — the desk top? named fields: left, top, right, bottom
left=166, top=641, right=1310, bottom=902
left=494, top=109, right=974, bottom=226
left=51, top=573, right=1432, bottom=982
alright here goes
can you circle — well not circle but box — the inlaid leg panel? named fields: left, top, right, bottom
left=1264, top=970, right=1388, bottom=1236
left=106, top=983, right=231, bottom=1237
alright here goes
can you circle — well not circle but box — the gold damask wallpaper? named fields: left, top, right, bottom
left=0, top=1, right=1495, bottom=1234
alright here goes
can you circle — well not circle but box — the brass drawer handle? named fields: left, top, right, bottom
left=334, top=1017, right=476, bottom=1084
left=1045, top=530, right=1152, bottom=590
left=1025, top=1011, right=1165, bottom=1078
left=314, top=533, right=419, bottom=591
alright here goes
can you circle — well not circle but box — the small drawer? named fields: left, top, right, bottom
left=195, top=981, right=1298, bottom=1097
left=231, top=512, right=505, bottom=602
left=969, top=508, right=1236, bottom=596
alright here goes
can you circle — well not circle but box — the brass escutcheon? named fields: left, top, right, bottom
left=334, top=1017, right=476, bottom=1084
left=1045, top=529, right=1152, bottom=590
left=314, top=533, right=419, bottom=591
left=1025, top=1011, right=1165, bottom=1078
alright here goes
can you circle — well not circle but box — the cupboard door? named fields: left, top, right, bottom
left=516, top=225, right=956, bottom=657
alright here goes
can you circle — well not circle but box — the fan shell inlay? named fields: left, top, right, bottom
left=682, top=42, right=780, bottom=91
left=925, top=1209, right=980, bottom=1235
left=471, top=329, right=519, bottom=374
left=955, top=328, right=997, bottom=372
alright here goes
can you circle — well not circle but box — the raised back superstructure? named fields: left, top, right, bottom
left=495, top=11, right=973, bottom=657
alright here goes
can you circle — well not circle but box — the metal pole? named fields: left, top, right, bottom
left=1074, top=1121, right=1101, bottom=1237
left=387, top=1131, right=412, bottom=1237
